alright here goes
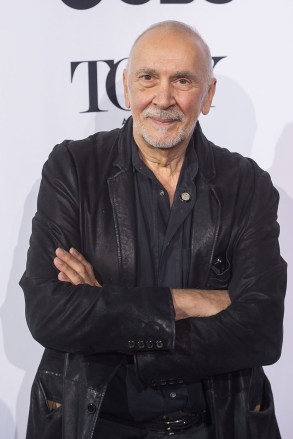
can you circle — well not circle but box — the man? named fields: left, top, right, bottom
left=20, top=21, right=286, bottom=439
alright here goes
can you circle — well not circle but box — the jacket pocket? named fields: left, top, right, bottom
left=204, top=369, right=281, bottom=439
left=245, top=368, right=281, bottom=439
left=206, top=253, right=231, bottom=289
left=26, top=370, right=63, bottom=439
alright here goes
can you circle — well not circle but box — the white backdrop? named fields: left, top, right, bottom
left=1, top=0, right=292, bottom=437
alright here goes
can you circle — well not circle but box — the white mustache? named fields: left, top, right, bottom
left=143, top=108, right=183, bottom=121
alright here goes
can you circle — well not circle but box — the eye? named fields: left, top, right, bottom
left=142, top=74, right=152, bottom=81
left=178, top=78, right=189, bottom=84
left=174, top=77, right=193, bottom=90
left=138, top=74, right=153, bottom=81
left=137, top=74, right=157, bottom=87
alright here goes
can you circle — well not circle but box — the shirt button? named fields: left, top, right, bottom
left=146, top=340, right=153, bottom=349
left=169, top=392, right=177, bottom=399
left=156, top=340, right=164, bottom=349
left=180, top=192, right=191, bottom=202
left=159, top=190, right=165, bottom=196
left=137, top=340, right=145, bottom=349
left=87, top=403, right=96, bottom=414
left=128, top=340, right=135, bottom=349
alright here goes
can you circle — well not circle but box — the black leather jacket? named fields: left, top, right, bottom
left=20, top=118, right=286, bottom=439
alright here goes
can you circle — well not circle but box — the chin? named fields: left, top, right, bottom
left=148, top=140, right=182, bottom=149
left=142, top=129, right=187, bottom=150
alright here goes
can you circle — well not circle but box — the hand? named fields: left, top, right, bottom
left=171, top=289, right=231, bottom=320
left=54, top=247, right=101, bottom=287
left=54, top=248, right=132, bottom=355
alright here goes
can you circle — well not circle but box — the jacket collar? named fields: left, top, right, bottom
left=193, top=121, right=216, bottom=182
left=112, top=117, right=134, bottom=172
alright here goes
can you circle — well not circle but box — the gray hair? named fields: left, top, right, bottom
left=127, top=20, right=214, bottom=84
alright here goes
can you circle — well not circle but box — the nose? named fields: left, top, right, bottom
left=152, top=80, right=175, bottom=109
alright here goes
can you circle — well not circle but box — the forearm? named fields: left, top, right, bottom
left=49, top=248, right=230, bottom=351
left=21, top=273, right=175, bottom=354
left=136, top=171, right=287, bottom=384
left=171, top=289, right=231, bottom=320
left=135, top=288, right=285, bottom=386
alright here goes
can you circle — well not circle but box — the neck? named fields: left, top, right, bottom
left=135, top=138, right=191, bottom=206
left=135, top=136, right=190, bottom=172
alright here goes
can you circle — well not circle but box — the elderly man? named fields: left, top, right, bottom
left=20, top=21, right=286, bottom=439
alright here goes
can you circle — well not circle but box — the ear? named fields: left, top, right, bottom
left=201, top=78, right=217, bottom=115
left=123, top=69, right=130, bottom=109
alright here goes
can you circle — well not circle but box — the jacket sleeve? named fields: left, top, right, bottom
left=20, top=142, right=175, bottom=354
left=135, top=166, right=287, bottom=385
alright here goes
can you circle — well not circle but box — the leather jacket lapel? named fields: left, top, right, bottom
left=188, top=175, right=221, bottom=288
left=107, top=170, right=136, bottom=287
left=107, top=119, right=137, bottom=287
left=188, top=123, right=221, bottom=288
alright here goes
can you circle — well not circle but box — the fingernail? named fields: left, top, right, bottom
left=57, top=248, right=65, bottom=254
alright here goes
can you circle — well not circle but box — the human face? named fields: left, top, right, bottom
left=123, top=28, right=216, bottom=151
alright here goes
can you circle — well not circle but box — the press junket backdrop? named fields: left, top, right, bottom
left=1, top=0, right=292, bottom=437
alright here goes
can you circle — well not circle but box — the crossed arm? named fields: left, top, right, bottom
left=20, top=142, right=286, bottom=381
left=54, top=247, right=231, bottom=320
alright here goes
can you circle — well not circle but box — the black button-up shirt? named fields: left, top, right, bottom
left=100, top=137, right=207, bottom=422
left=133, top=138, right=197, bottom=290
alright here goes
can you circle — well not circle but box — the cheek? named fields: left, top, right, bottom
left=183, top=104, right=201, bottom=122
left=178, top=90, right=200, bottom=109
left=129, top=87, right=154, bottom=111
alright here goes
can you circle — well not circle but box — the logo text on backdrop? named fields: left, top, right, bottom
left=62, top=0, right=232, bottom=10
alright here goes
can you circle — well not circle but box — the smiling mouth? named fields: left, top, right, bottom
left=148, top=117, right=179, bottom=126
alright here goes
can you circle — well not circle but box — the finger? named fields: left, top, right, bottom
left=69, top=247, right=83, bottom=259
left=55, top=248, right=90, bottom=281
left=54, top=257, right=84, bottom=285
left=58, top=272, right=72, bottom=283
left=69, top=248, right=99, bottom=285
left=54, top=257, right=98, bottom=286
left=55, top=248, right=101, bottom=287
left=69, top=248, right=95, bottom=273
